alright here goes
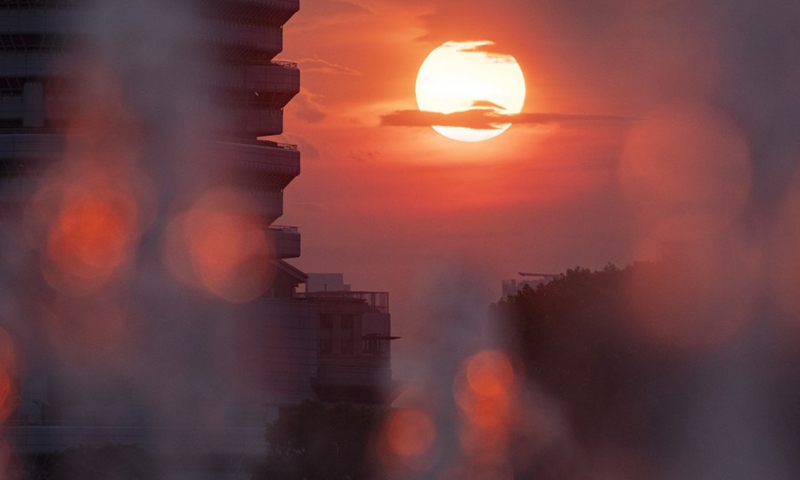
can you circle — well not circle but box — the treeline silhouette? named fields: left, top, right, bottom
left=494, top=262, right=800, bottom=479
left=251, top=401, right=382, bottom=480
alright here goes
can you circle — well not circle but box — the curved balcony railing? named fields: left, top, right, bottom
left=208, top=21, right=283, bottom=63
left=213, top=0, right=299, bottom=27
left=267, top=225, right=300, bottom=259
left=209, top=62, right=297, bottom=89
left=210, top=63, right=299, bottom=111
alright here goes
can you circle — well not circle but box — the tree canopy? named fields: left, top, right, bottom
left=252, top=401, right=383, bottom=480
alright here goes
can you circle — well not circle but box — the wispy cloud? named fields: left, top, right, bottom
left=456, top=40, right=520, bottom=62
left=297, top=57, right=361, bottom=76
left=290, top=88, right=328, bottom=123
left=380, top=108, right=636, bottom=130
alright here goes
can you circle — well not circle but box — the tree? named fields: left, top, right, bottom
left=23, top=444, right=157, bottom=480
left=252, top=401, right=384, bottom=480
left=494, top=265, right=679, bottom=478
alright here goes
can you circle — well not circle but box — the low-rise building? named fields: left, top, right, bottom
left=300, top=274, right=399, bottom=405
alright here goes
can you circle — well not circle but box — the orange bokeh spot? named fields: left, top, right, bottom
left=456, top=350, right=517, bottom=434
left=380, top=408, right=437, bottom=470
left=0, top=366, right=12, bottom=422
left=466, top=350, right=515, bottom=396
left=620, top=102, right=751, bottom=228
left=43, top=186, right=138, bottom=293
left=48, top=191, right=134, bottom=270
left=0, top=329, right=16, bottom=422
left=164, top=190, right=274, bottom=302
left=384, top=409, right=436, bottom=458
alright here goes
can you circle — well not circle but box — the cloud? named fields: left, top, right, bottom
left=380, top=108, right=636, bottom=130
left=290, top=88, right=327, bottom=123
left=471, top=100, right=505, bottom=109
left=310, top=0, right=374, bottom=17
left=350, top=150, right=382, bottom=163
left=288, top=0, right=374, bottom=32
left=457, top=40, right=521, bottom=62
left=297, top=57, right=361, bottom=76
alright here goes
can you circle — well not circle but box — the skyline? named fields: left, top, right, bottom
left=272, top=0, right=800, bottom=377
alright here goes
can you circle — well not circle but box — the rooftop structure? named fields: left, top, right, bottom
left=302, top=274, right=399, bottom=405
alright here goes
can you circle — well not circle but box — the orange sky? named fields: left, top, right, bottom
left=272, top=0, right=800, bottom=375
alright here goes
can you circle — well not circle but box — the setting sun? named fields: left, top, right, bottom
left=415, top=41, right=526, bottom=142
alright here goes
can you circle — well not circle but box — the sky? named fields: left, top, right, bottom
left=274, top=0, right=800, bottom=377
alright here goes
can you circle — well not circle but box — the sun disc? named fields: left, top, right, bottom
left=415, top=41, right=526, bottom=142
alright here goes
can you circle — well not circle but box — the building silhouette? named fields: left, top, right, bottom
left=0, top=1, right=395, bottom=476
left=302, top=274, right=398, bottom=404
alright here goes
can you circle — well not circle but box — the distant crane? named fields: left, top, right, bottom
left=518, top=272, right=559, bottom=279
left=502, top=272, right=560, bottom=298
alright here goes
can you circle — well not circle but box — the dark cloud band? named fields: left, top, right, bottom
left=380, top=108, right=637, bottom=130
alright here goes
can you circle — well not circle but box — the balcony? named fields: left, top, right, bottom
left=268, top=225, right=300, bottom=259
left=209, top=63, right=299, bottom=113
left=297, top=292, right=390, bottom=314
left=213, top=0, right=299, bottom=27
left=208, top=139, right=300, bottom=177
left=208, top=105, right=284, bottom=138
left=208, top=21, right=283, bottom=63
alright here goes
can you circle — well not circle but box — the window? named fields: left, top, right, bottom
left=319, top=338, right=332, bottom=355
left=340, top=314, right=354, bottom=330
left=320, top=314, right=332, bottom=330
left=362, top=334, right=382, bottom=355
left=340, top=339, right=353, bottom=355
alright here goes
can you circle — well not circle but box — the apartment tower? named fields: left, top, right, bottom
left=0, top=0, right=320, bottom=467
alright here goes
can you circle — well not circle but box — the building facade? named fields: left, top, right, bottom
left=1, top=7, right=397, bottom=475
left=0, top=0, right=318, bottom=469
left=302, top=274, right=398, bottom=405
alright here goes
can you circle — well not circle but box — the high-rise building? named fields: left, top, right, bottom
left=0, top=0, right=319, bottom=468
left=0, top=4, right=396, bottom=477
